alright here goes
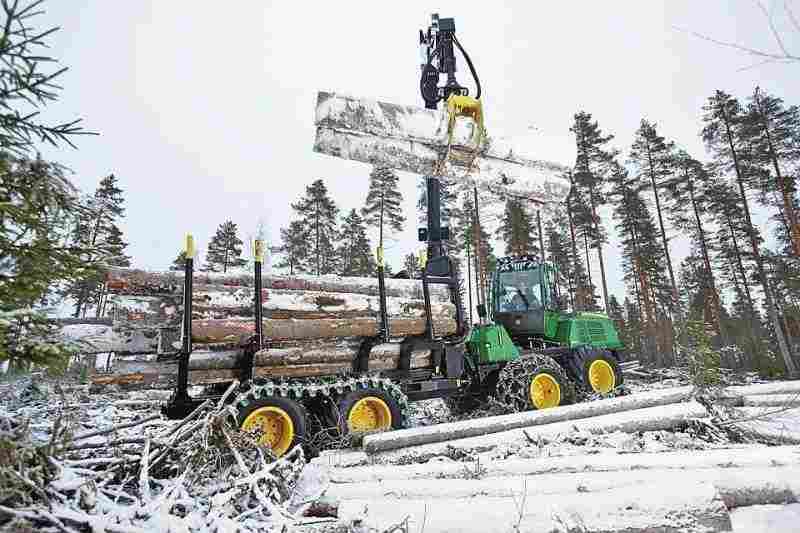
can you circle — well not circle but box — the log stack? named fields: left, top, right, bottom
left=87, top=268, right=458, bottom=386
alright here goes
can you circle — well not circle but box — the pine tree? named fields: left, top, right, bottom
left=742, top=87, right=800, bottom=256
left=570, top=111, right=614, bottom=313
left=456, top=188, right=495, bottom=311
left=702, top=90, right=796, bottom=375
left=498, top=199, right=537, bottom=258
left=66, top=174, right=131, bottom=317
left=363, top=165, right=405, bottom=248
left=706, top=179, right=758, bottom=318
left=629, top=119, right=680, bottom=314
left=275, top=220, right=307, bottom=275
left=292, top=179, right=340, bottom=275
left=204, top=220, right=246, bottom=273
left=0, top=1, right=91, bottom=155
left=666, top=152, right=726, bottom=340
left=402, top=252, right=421, bottom=279
left=170, top=251, right=187, bottom=271
left=337, top=209, right=376, bottom=277
left=0, top=154, right=89, bottom=310
left=564, top=172, right=596, bottom=311
left=545, top=207, right=583, bottom=310
left=608, top=160, right=672, bottom=363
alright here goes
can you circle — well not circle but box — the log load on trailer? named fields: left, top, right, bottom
left=88, top=13, right=626, bottom=458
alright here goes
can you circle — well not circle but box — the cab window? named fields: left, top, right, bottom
left=495, top=267, right=542, bottom=313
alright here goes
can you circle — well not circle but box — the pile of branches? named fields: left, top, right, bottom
left=0, top=381, right=329, bottom=532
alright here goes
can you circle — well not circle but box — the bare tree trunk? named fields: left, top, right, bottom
left=588, top=190, right=610, bottom=314
left=645, top=143, right=680, bottom=316
left=720, top=107, right=797, bottom=376
left=687, top=171, right=727, bottom=344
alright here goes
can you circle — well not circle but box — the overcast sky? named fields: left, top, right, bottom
left=36, top=1, right=799, bottom=307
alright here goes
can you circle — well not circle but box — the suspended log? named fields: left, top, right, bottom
left=191, top=316, right=457, bottom=343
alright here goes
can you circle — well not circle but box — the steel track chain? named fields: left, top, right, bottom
left=230, top=375, right=410, bottom=429
left=494, top=353, right=576, bottom=413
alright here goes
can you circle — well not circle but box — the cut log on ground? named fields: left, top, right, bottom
left=192, top=316, right=457, bottom=343
left=327, top=465, right=800, bottom=503
left=742, top=394, right=800, bottom=407
left=725, top=381, right=800, bottom=397
left=362, top=386, right=694, bottom=454
left=328, top=444, right=800, bottom=484
left=332, top=466, right=800, bottom=533
left=335, top=477, right=731, bottom=533
left=369, top=401, right=709, bottom=463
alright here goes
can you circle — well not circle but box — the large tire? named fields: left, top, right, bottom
left=337, top=387, right=404, bottom=435
left=579, top=348, right=624, bottom=394
left=495, top=354, right=576, bottom=412
left=237, top=395, right=307, bottom=457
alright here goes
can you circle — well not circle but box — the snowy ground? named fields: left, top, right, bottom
left=2, top=369, right=800, bottom=532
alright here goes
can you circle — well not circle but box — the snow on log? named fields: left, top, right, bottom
left=362, top=385, right=693, bottom=454
left=327, top=465, right=800, bottom=504
left=336, top=479, right=731, bottom=533
left=369, top=401, right=709, bottom=463
left=90, top=344, right=434, bottom=387
left=105, top=267, right=451, bottom=300
left=725, top=380, right=800, bottom=397
left=313, top=92, right=572, bottom=208
left=333, top=466, right=800, bottom=532
left=330, top=444, right=800, bottom=484
left=742, top=394, right=800, bottom=407
left=191, top=315, right=457, bottom=343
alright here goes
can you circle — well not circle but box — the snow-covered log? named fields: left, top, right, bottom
left=192, top=289, right=454, bottom=320
left=725, top=381, right=800, bottom=397
left=90, top=344, right=435, bottom=387
left=329, top=444, right=800, bottom=484
left=369, top=401, right=709, bottom=463
left=362, top=386, right=693, bottom=453
left=335, top=478, right=731, bottom=533
left=313, top=92, right=572, bottom=211
left=332, top=466, right=800, bottom=532
left=742, top=394, right=800, bottom=407
left=191, top=315, right=457, bottom=343
left=105, top=267, right=451, bottom=300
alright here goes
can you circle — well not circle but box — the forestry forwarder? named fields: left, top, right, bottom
left=160, top=14, right=625, bottom=457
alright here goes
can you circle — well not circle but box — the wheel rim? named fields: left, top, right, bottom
left=589, top=359, right=616, bottom=394
left=347, top=397, right=392, bottom=432
left=241, top=406, right=295, bottom=457
left=529, top=373, right=561, bottom=409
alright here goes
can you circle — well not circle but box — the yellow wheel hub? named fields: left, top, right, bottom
left=529, top=373, right=561, bottom=409
left=241, top=406, right=294, bottom=457
left=347, top=397, right=392, bottom=433
left=589, top=360, right=616, bottom=394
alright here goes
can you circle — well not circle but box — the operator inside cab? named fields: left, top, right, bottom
left=497, top=267, right=542, bottom=313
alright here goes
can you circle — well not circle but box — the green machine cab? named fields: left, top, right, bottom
left=463, top=255, right=625, bottom=411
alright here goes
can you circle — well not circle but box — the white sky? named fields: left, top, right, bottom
left=36, top=1, right=800, bottom=307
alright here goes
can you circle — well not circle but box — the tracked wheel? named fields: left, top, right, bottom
left=495, top=354, right=575, bottom=412
left=237, top=395, right=307, bottom=457
left=337, top=387, right=404, bottom=435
